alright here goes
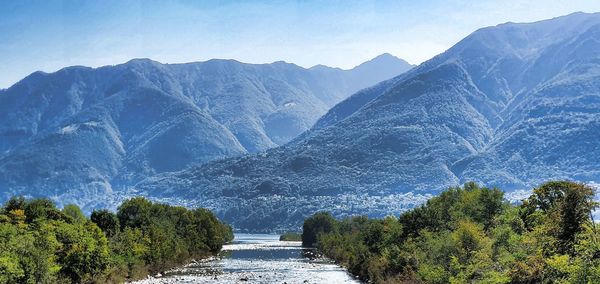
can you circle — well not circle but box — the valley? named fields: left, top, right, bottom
left=2, top=2, right=600, bottom=283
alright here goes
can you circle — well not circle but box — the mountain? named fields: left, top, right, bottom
left=138, top=12, right=600, bottom=231
left=309, top=53, right=413, bottom=97
left=0, top=55, right=413, bottom=206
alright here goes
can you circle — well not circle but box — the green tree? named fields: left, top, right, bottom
left=0, top=195, right=232, bottom=283
left=302, top=212, right=337, bottom=247
left=53, top=221, right=110, bottom=283
left=399, top=183, right=505, bottom=238
left=91, top=210, right=119, bottom=237
left=522, top=181, right=597, bottom=254
left=62, top=204, right=86, bottom=224
left=117, top=197, right=153, bottom=229
left=3, top=196, right=25, bottom=213
left=24, top=198, right=66, bottom=223
left=110, top=227, right=149, bottom=275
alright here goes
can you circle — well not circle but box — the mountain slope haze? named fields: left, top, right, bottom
left=138, top=12, right=600, bottom=231
left=0, top=55, right=413, bottom=207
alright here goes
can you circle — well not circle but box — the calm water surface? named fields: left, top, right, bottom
left=137, top=234, right=360, bottom=283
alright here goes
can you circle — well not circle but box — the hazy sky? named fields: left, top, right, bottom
left=1, top=0, right=600, bottom=88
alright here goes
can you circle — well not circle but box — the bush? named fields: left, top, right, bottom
left=305, top=181, right=600, bottom=283
left=279, top=232, right=302, bottom=241
left=0, top=196, right=232, bottom=283
left=301, top=212, right=337, bottom=246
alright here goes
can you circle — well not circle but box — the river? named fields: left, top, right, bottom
left=134, top=234, right=361, bottom=283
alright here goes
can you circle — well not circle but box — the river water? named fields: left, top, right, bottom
left=135, top=234, right=360, bottom=283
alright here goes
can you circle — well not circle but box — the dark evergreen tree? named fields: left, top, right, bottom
left=91, top=209, right=120, bottom=237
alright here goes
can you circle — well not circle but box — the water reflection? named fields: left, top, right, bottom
left=135, top=234, right=360, bottom=283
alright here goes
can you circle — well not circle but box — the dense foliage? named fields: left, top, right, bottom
left=279, top=232, right=302, bottom=242
left=0, top=196, right=233, bottom=283
left=303, top=181, right=599, bottom=283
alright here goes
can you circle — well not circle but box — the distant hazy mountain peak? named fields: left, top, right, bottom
left=374, top=52, right=395, bottom=58
left=125, top=57, right=160, bottom=64
left=202, top=58, right=244, bottom=65
left=121, top=58, right=166, bottom=69
left=356, top=53, right=413, bottom=70
left=363, top=52, right=409, bottom=61
left=308, top=64, right=343, bottom=71
left=269, top=60, right=292, bottom=65
left=309, top=53, right=413, bottom=72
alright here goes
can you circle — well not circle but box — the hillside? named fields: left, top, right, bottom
left=0, top=55, right=413, bottom=207
left=138, top=12, right=600, bottom=231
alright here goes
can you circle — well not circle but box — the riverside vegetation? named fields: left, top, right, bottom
left=0, top=197, right=233, bottom=283
left=279, top=232, right=302, bottom=241
left=302, top=181, right=599, bottom=283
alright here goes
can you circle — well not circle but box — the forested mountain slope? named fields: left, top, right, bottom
left=139, top=12, right=600, bottom=231
left=0, top=55, right=412, bottom=206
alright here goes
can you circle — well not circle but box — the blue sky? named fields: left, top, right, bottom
left=1, top=0, right=600, bottom=88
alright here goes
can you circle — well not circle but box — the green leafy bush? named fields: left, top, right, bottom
left=303, top=181, right=600, bottom=283
left=279, top=232, right=302, bottom=241
left=0, top=197, right=232, bottom=283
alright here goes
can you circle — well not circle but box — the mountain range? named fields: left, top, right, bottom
left=137, top=12, right=600, bottom=231
left=0, top=54, right=413, bottom=206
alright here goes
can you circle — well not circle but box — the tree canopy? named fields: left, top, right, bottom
left=0, top=197, right=233, bottom=283
left=303, top=181, right=599, bottom=283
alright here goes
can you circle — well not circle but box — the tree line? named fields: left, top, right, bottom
left=0, top=196, right=233, bottom=283
left=302, top=181, right=599, bottom=283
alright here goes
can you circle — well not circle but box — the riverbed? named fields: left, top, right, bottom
left=133, top=234, right=360, bottom=283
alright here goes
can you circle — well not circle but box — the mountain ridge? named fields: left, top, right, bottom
left=136, top=12, right=600, bottom=231
left=0, top=54, right=414, bottom=207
